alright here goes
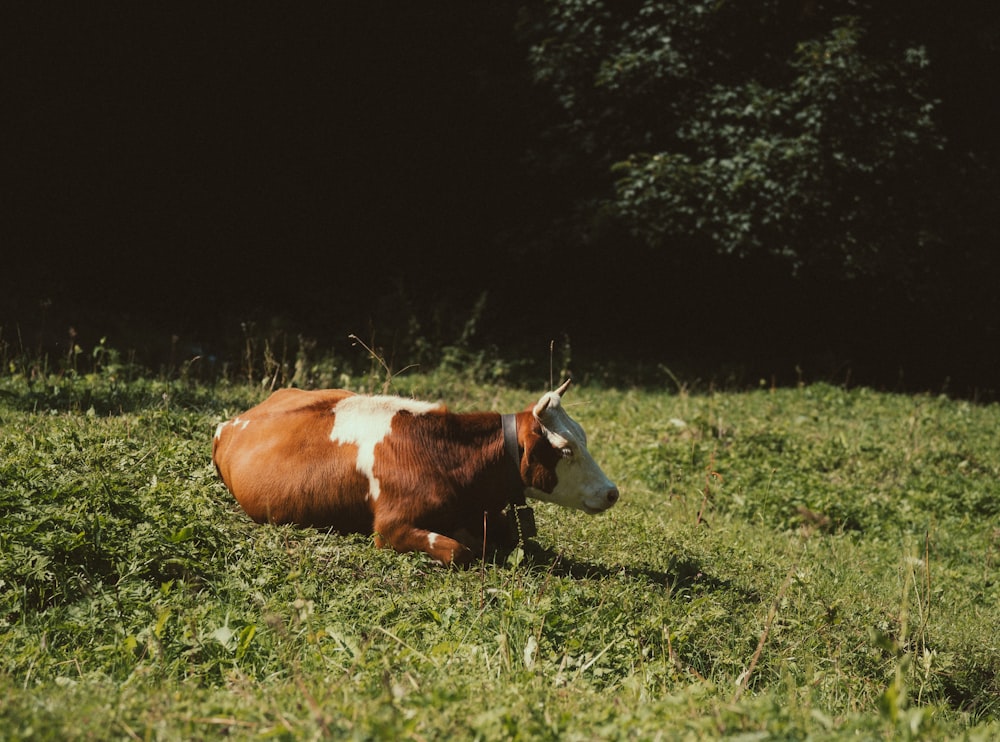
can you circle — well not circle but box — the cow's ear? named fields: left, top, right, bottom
left=534, top=379, right=571, bottom=420
left=533, top=395, right=551, bottom=420
left=533, top=391, right=558, bottom=420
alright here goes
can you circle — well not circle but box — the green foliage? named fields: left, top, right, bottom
left=524, top=1, right=946, bottom=280
left=2, top=364, right=1000, bottom=738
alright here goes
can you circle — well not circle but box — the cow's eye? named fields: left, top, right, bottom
left=560, top=447, right=574, bottom=459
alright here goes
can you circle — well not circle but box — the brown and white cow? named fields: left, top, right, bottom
left=212, top=380, right=619, bottom=565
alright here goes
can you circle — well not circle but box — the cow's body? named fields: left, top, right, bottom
left=212, top=381, right=618, bottom=564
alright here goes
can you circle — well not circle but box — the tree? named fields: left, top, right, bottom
left=522, top=2, right=946, bottom=281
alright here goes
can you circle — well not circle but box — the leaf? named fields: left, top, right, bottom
left=167, top=525, right=194, bottom=543
left=236, top=624, right=256, bottom=660
left=153, top=608, right=171, bottom=639
left=523, top=636, right=538, bottom=670
left=210, top=625, right=234, bottom=648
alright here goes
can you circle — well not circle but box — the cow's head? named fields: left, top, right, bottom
left=522, top=380, right=620, bottom=514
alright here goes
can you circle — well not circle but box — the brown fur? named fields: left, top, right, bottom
left=212, top=388, right=565, bottom=565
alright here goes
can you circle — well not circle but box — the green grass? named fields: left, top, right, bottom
left=2, top=367, right=999, bottom=740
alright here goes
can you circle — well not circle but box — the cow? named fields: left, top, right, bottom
left=212, top=379, right=619, bottom=565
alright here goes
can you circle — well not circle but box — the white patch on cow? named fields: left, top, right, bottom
left=427, top=532, right=439, bottom=550
left=214, top=417, right=250, bottom=439
left=329, top=395, right=441, bottom=501
left=527, top=451, right=617, bottom=514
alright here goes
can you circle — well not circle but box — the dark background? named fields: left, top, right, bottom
left=4, top=3, right=999, bottom=395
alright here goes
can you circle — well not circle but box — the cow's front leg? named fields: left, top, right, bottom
left=374, top=520, right=476, bottom=566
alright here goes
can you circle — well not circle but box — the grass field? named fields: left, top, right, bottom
left=2, top=363, right=999, bottom=739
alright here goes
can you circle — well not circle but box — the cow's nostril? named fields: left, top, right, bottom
left=607, top=488, right=620, bottom=505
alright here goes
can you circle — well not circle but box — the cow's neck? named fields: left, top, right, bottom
left=500, top=412, right=537, bottom=541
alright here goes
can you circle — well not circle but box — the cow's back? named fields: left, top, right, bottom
left=213, top=388, right=373, bottom=530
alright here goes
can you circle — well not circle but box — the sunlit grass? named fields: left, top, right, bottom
left=2, top=366, right=999, bottom=739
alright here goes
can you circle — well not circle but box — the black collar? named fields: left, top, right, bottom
left=501, top=413, right=536, bottom=540
left=501, top=413, right=525, bottom=504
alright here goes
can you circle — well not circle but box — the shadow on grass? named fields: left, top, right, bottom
left=509, top=540, right=760, bottom=601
